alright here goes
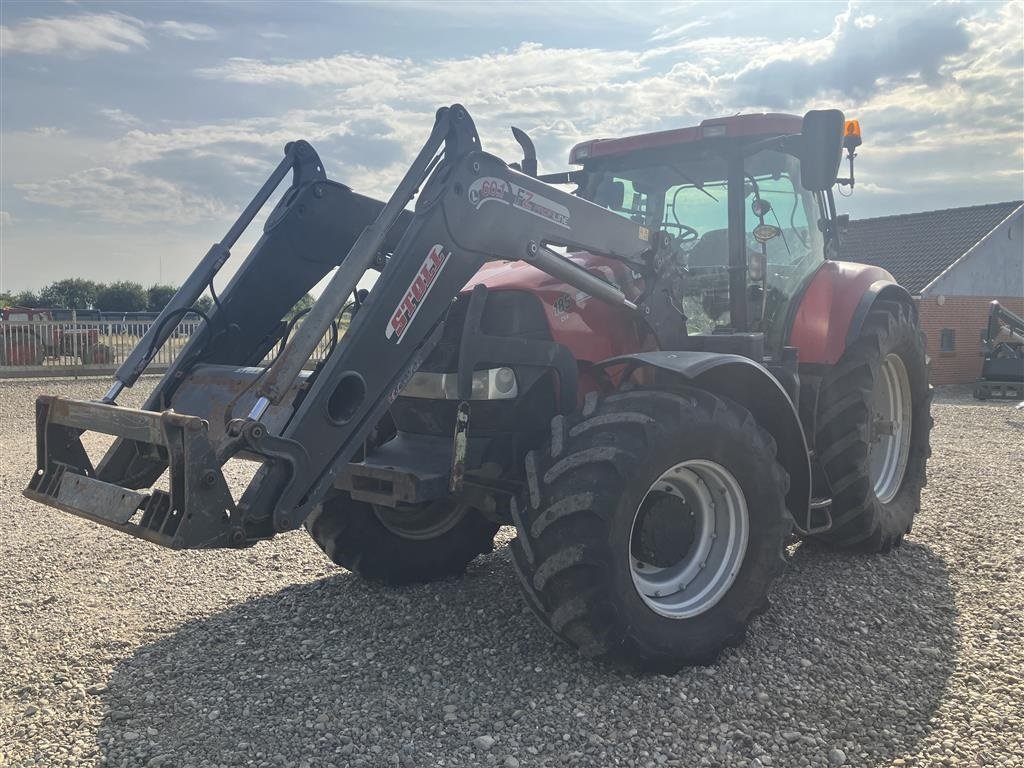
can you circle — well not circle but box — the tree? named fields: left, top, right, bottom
left=39, top=278, right=99, bottom=309
left=11, top=290, right=41, bottom=307
left=95, top=281, right=148, bottom=312
left=287, top=293, right=316, bottom=319
left=146, top=284, right=178, bottom=312
left=193, top=294, right=213, bottom=314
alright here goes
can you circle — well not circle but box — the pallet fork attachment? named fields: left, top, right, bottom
left=25, top=104, right=668, bottom=549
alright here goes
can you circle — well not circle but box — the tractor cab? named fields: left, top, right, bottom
left=569, top=112, right=852, bottom=355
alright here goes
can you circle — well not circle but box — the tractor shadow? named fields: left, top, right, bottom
left=97, top=538, right=958, bottom=767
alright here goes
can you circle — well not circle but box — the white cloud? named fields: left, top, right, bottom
left=99, top=108, right=143, bottom=128
left=649, top=19, right=708, bottom=42
left=0, top=211, right=13, bottom=227
left=32, top=126, right=68, bottom=137
left=15, top=168, right=228, bottom=225
left=5, top=0, right=1021, bottom=250
left=197, top=42, right=645, bottom=99
left=0, top=12, right=146, bottom=56
left=199, top=51, right=406, bottom=87
left=156, top=21, right=218, bottom=41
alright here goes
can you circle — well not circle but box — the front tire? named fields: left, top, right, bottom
left=511, top=387, right=792, bottom=672
left=813, top=301, right=932, bottom=551
left=305, top=494, right=499, bottom=586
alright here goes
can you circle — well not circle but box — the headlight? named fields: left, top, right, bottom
left=400, top=367, right=519, bottom=401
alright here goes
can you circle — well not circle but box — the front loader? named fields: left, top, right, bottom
left=25, top=104, right=931, bottom=671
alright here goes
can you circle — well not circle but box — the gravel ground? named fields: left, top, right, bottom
left=1, top=378, right=1022, bottom=768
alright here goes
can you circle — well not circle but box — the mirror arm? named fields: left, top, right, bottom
left=836, top=148, right=857, bottom=188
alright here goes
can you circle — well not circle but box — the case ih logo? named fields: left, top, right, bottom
left=468, top=177, right=571, bottom=229
left=386, top=243, right=450, bottom=343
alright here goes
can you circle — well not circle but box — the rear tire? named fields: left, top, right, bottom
left=305, top=493, right=499, bottom=586
left=812, top=301, right=932, bottom=552
left=511, top=386, right=792, bottom=672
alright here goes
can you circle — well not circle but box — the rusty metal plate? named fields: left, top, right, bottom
left=56, top=474, right=146, bottom=525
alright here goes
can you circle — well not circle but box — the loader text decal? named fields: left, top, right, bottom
left=386, top=243, right=450, bottom=343
left=468, top=177, right=571, bottom=229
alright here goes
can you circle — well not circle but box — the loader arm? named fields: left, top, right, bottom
left=26, top=104, right=677, bottom=549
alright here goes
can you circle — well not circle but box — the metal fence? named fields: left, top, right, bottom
left=0, top=318, right=336, bottom=378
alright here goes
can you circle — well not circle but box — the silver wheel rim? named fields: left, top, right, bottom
left=629, top=460, right=749, bottom=620
left=373, top=503, right=467, bottom=541
left=869, top=353, right=912, bottom=504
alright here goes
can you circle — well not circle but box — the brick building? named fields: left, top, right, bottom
left=839, top=201, right=1023, bottom=384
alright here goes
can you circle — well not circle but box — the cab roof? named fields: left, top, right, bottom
left=568, top=113, right=803, bottom=164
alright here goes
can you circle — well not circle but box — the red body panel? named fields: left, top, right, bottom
left=462, top=253, right=645, bottom=364
left=788, top=260, right=895, bottom=365
left=465, top=258, right=897, bottom=369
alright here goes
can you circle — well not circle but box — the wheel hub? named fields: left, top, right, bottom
left=372, top=501, right=467, bottom=541
left=629, top=460, right=749, bottom=620
left=868, top=352, right=913, bottom=504
left=632, top=492, right=696, bottom=568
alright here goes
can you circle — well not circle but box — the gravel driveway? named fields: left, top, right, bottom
left=1, top=379, right=1021, bottom=768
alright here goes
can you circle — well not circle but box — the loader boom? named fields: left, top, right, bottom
left=26, top=104, right=669, bottom=548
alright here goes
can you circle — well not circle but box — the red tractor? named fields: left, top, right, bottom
left=1, top=306, right=113, bottom=366
left=26, top=105, right=931, bottom=671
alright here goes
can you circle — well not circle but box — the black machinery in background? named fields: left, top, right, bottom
left=974, top=300, right=1024, bottom=400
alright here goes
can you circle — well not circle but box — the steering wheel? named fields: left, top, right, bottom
left=660, top=222, right=699, bottom=245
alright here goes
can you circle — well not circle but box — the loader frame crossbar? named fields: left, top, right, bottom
left=26, top=396, right=241, bottom=548
left=25, top=104, right=677, bottom=550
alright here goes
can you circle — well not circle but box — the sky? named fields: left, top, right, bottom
left=1, top=0, right=1022, bottom=293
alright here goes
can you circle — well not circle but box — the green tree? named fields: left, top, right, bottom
left=287, top=293, right=316, bottom=319
left=146, top=284, right=178, bottom=312
left=39, top=278, right=99, bottom=309
left=11, top=290, right=42, bottom=307
left=193, top=293, right=213, bottom=314
left=95, top=281, right=148, bottom=312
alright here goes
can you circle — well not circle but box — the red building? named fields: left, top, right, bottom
left=840, top=201, right=1023, bottom=385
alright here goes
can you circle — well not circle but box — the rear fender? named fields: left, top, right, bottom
left=788, top=261, right=911, bottom=365
left=597, top=351, right=810, bottom=518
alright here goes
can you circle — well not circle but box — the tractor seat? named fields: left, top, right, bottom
left=686, top=229, right=729, bottom=269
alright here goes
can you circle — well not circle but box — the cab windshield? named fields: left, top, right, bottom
left=581, top=147, right=825, bottom=349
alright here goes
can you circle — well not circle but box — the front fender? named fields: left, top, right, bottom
left=597, top=351, right=810, bottom=519
left=788, top=261, right=910, bottom=365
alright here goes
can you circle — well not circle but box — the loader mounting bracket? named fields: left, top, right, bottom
left=26, top=396, right=247, bottom=549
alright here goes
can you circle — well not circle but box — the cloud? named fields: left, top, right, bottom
left=196, top=42, right=645, bottom=100
left=0, top=12, right=217, bottom=56
left=155, top=21, right=218, bottom=41
left=198, top=52, right=406, bottom=88
left=0, top=12, right=146, bottom=56
left=5, top=0, right=1021, bottom=245
left=15, top=168, right=228, bottom=225
left=649, top=19, right=708, bottom=42
left=0, top=211, right=13, bottom=227
left=99, top=108, right=143, bottom=128
left=731, top=3, right=972, bottom=107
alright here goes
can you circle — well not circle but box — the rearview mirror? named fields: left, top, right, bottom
left=799, top=110, right=845, bottom=191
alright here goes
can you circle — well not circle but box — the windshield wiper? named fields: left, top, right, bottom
left=670, top=165, right=718, bottom=202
